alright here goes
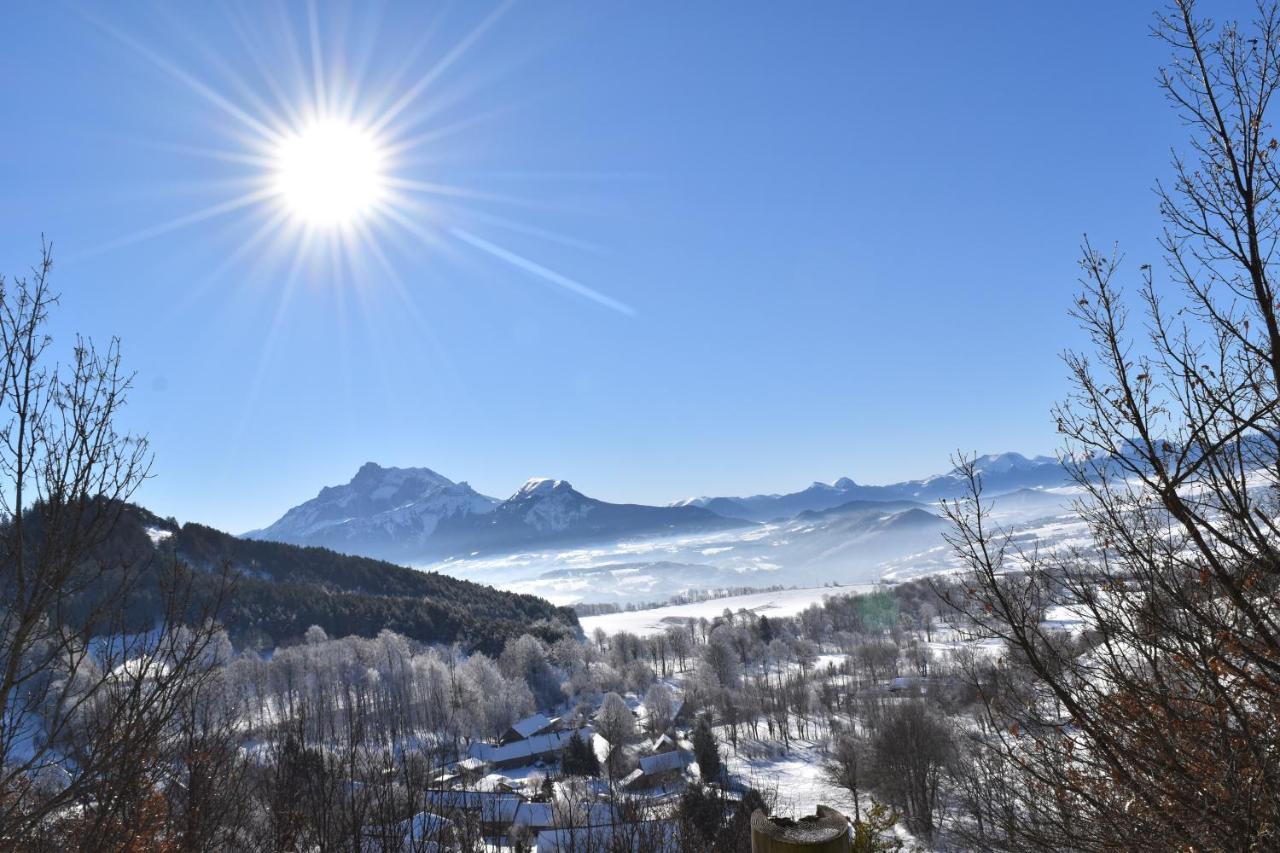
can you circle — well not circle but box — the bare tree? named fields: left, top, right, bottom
left=0, top=245, right=230, bottom=851
left=823, top=729, right=866, bottom=822
left=940, top=2, right=1280, bottom=849
left=862, top=701, right=953, bottom=843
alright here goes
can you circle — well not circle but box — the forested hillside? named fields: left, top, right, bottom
left=109, top=504, right=581, bottom=654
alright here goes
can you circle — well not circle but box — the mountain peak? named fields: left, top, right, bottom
left=349, top=461, right=450, bottom=487
left=250, top=463, right=498, bottom=554
left=515, top=478, right=572, bottom=499
left=963, top=452, right=1056, bottom=476
left=808, top=476, right=858, bottom=492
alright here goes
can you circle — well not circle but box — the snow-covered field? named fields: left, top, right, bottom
left=579, top=585, right=877, bottom=637
left=727, top=737, right=857, bottom=818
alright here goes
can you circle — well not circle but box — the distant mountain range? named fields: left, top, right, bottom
left=245, top=452, right=1069, bottom=566
left=673, top=452, right=1069, bottom=521
left=246, top=464, right=747, bottom=562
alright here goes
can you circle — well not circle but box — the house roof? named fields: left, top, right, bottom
left=639, top=750, right=691, bottom=776
left=468, top=726, right=592, bottom=766
left=649, top=733, right=676, bottom=753
left=513, top=801, right=556, bottom=827
left=591, top=733, right=611, bottom=765
left=508, top=713, right=560, bottom=739
left=361, top=811, right=451, bottom=853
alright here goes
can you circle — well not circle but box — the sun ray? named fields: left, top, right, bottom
left=380, top=105, right=515, bottom=160
left=104, top=138, right=276, bottom=169
left=221, top=6, right=309, bottom=133
left=368, top=0, right=513, bottom=137
left=306, top=0, right=328, bottom=117
left=386, top=177, right=554, bottom=210
left=72, top=187, right=278, bottom=260
left=442, top=206, right=606, bottom=254
left=160, top=205, right=296, bottom=323
left=450, top=228, right=634, bottom=316
left=83, top=12, right=283, bottom=144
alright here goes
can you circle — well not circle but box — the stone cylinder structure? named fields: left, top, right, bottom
left=750, top=804, right=851, bottom=853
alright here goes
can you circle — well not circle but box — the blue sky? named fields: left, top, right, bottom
left=0, top=1, right=1224, bottom=533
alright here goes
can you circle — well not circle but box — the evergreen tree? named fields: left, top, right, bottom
left=692, top=714, right=722, bottom=783
left=560, top=730, right=599, bottom=776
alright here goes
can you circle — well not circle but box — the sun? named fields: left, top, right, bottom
left=272, top=119, right=387, bottom=228
left=90, top=5, right=635, bottom=315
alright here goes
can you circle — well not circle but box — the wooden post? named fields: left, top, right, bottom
left=750, top=804, right=852, bottom=853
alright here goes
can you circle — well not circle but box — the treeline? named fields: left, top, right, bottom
left=572, top=584, right=788, bottom=617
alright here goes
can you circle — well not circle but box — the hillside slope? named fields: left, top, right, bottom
left=107, top=504, right=580, bottom=654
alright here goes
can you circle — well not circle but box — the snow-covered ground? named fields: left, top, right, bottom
left=579, top=585, right=877, bottom=637
left=728, top=737, right=858, bottom=817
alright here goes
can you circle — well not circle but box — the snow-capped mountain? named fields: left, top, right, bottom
left=244, top=462, right=498, bottom=559
left=249, top=468, right=750, bottom=562
left=247, top=451, right=1069, bottom=572
left=678, top=452, right=1068, bottom=522
left=439, top=477, right=749, bottom=555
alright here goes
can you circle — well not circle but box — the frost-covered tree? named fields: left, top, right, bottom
left=499, top=634, right=563, bottom=710
left=642, top=682, right=677, bottom=735
left=458, top=653, right=533, bottom=742
left=594, top=692, right=634, bottom=776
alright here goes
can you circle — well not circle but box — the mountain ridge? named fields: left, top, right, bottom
left=248, top=464, right=751, bottom=562
left=675, top=452, right=1069, bottom=521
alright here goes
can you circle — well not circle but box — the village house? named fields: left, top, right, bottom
left=499, top=712, right=562, bottom=745
left=622, top=749, right=694, bottom=791
left=468, top=725, right=594, bottom=770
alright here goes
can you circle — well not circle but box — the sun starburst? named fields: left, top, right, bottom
left=80, top=2, right=633, bottom=319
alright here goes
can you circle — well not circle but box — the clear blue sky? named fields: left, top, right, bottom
left=0, top=1, right=1230, bottom=533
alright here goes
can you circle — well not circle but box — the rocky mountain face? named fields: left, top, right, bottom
left=249, top=467, right=750, bottom=562
left=245, top=462, right=498, bottom=559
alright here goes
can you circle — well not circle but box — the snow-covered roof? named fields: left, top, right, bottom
left=469, top=727, right=591, bottom=766
left=424, top=790, right=498, bottom=810
left=649, top=733, right=676, bottom=753
left=639, top=750, right=691, bottom=776
left=423, top=791, right=520, bottom=822
left=513, top=801, right=555, bottom=828
left=508, top=713, right=559, bottom=740
left=591, top=733, right=611, bottom=765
